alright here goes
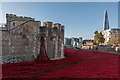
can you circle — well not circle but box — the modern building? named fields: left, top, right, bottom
left=102, top=28, right=120, bottom=44
left=102, top=9, right=110, bottom=44
left=109, top=28, right=120, bottom=41
left=64, top=37, right=83, bottom=48
left=64, top=37, right=71, bottom=46
left=79, top=37, right=83, bottom=43
left=102, top=29, right=111, bottom=44
left=102, top=9, right=120, bottom=44
left=71, top=37, right=83, bottom=48
left=103, top=9, right=109, bottom=30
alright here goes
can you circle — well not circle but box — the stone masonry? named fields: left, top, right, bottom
left=0, top=14, right=64, bottom=64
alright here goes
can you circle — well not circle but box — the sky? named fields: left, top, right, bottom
left=2, top=2, right=118, bottom=40
left=118, top=1, right=120, bottom=29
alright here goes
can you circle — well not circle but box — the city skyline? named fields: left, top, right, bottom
left=2, top=2, right=118, bottom=40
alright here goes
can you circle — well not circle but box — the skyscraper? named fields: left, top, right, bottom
left=103, top=9, right=109, bottom=30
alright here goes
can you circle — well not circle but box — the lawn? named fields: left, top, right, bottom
left=1, top=48, right=119, bottom=79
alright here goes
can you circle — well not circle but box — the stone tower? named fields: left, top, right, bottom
left=0, top=14, right=64, bottom=64
left=1, top=14, right=40, bottom=64
left=40, top=22, right=64, bottom=59
left=6, top=14, right=34, bottom=30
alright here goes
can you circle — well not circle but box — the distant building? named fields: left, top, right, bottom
left=79, top=37, right=83, bottom=43
left=102, top=9, right=110, bottom=44
left=102, top=29, right=111, bottom=44
left=96, top=9, right=120, bottom=45
left=71, top=37, right=78, bottom=47
left=103, top=9, right=109, bottom=30
left=78, top=37, right=83, bottom=48
left=64, top=37, right=83, bottom=48
left=83, top=40, right=94, bottom=46
left=102, top=9, right=120, bottom=44
left=64, top=37, right=71, bottom=46
left=94, top=31, right=98, bottom=35
left=102, top=28, right=120, bottom=44
left=71, top=37, right=83, bottom=48
left=110, top=28, right=120, bottom=41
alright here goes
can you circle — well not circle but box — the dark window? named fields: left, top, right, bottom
left=13, top=23, right=15, bottom=26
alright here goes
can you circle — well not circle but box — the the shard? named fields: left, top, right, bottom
left=103, top=9, right=109, bottom=30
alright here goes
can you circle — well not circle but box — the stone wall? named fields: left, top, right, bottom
left=60, top=26, right=64, bottom=58
left=40, top=22, right=64, bottom=60
left=1, top=54, right=35, bottom=64
left=1, top=21, right=40, bottom=63
left=2, top=31, right=9, bottom=56
left=98, top=46, right=109, bottom=52
left=1, top=14, right=64, bottom=64
left=0, top=31, right=2, bottom=64
left=10, top=21, right=27, bottom=30
left=6, top=14, right=34, bottom=30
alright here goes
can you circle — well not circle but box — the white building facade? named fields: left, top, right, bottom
left=102, top=29, right=111, bottom=45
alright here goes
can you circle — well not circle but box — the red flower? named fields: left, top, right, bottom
left=2, top=49, right=118, bottom=78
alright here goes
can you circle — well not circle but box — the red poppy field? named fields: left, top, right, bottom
left=1, top=49, right=119, bottom=79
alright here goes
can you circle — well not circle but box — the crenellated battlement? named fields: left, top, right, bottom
left=6, top=13, right=34, bottom=22
left=6, top=14, right=35, bottom=30
left=61, top=25, right=64, bottom=30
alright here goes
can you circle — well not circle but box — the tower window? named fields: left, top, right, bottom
left=13, top=23, right=15, bottom=26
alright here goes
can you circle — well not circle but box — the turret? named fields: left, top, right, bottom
left=43, top=21, right=53, bottom=28
left=54, top=23, right=61, bottom=29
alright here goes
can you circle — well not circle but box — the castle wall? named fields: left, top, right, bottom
left=2, top=31, right=9, bottom=56
left=9, top=21, right=40, bottom=55
left=1, top=14, right=64, bottom=63
left=2, top=21, right=40, bottom=63
left=53, top=27, right=58, bottom=59
left=0, top=31, right=2, bottom=57
left=43, top=22, right=55, bottom=59
left=10, top=21, right=27, bottom=30
left=6, top=14, right=34, bottom=30
left=41, top=22, right=64, bottom=59
left=54, top=24, right=62, bottom=58
left=61, top=26, right=64, bottom=58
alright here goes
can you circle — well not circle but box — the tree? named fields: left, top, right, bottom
left=4, top=23, right=7, bottom=27
left=94, top=32, right=105, bottom=45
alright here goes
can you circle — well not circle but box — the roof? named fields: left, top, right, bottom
left=111, top=28, right=120, bottom=31
left=43, top=21, right=53, bottom=23
left=54, top=23, right=61, bottom=25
